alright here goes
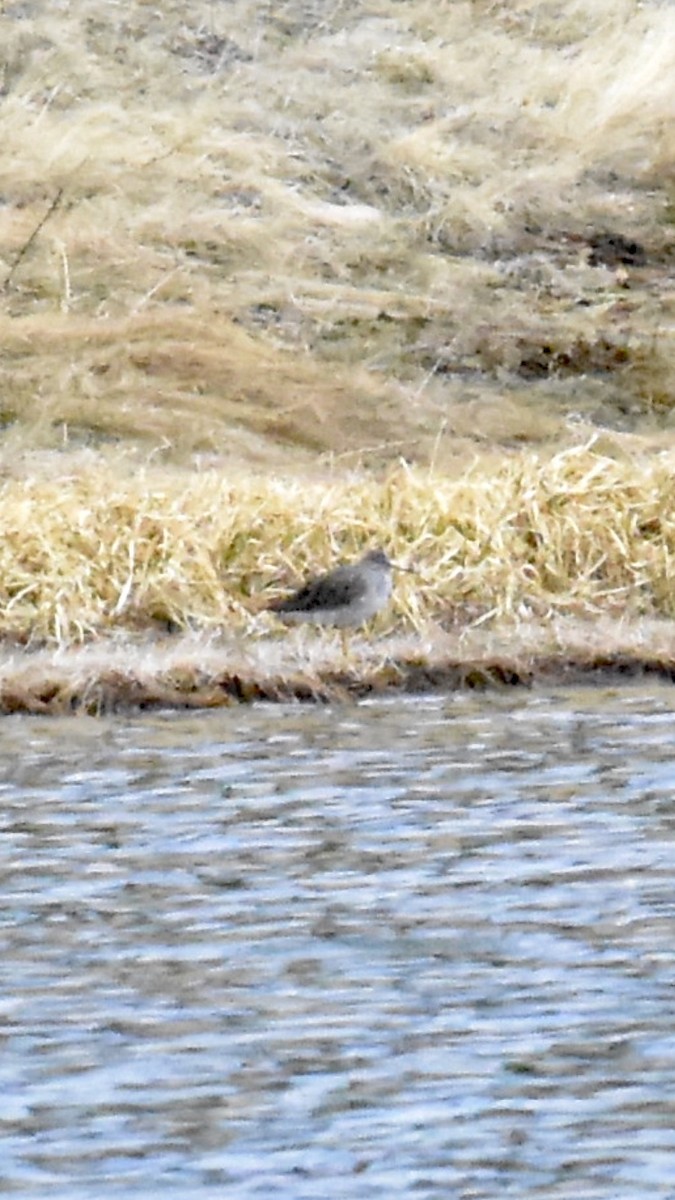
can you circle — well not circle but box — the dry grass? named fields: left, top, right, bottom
left=1, top=442, right=675, bottom=647
left=2, top=615, right=675, bottom=715
left=0, top=0, right=673, bottom=467
left=1, top=1, right=675, bottom=704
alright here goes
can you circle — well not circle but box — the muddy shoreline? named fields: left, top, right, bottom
left=3, top=625, right=675, bottom=715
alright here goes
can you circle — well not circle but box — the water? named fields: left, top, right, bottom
left=1, top=686, right=675, bottom=1198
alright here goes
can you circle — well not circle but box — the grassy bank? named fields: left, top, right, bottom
left=0, top=1, right=674, bottom=707
left=0, top=0, right=673, bottom=468
left=2, top=443, right=675, bottom=644
left=2, top=615, right=675, bottom=715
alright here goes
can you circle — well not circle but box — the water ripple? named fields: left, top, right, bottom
left=0, top=686, right=674, bottom=1197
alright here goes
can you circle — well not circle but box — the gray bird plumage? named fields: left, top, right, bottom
left=268, top=548, right=395, bottom=629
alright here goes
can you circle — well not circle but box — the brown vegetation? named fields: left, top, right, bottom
left=0, top=0, right=674, bottom=706
left=2, top=617, right=675, bottom=715
left=1, top=0, right=674, bottom=464
left=0, top=445, right=674, bottom=646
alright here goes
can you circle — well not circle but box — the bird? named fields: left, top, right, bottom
left=267, top=548, right=405, bottom=633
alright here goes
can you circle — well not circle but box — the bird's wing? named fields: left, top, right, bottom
left=273, top=564, right=365, bottom=612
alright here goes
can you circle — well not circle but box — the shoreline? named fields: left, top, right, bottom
left=3, top=620, right=675, bottom=715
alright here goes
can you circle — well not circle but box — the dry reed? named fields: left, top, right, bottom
left=0, top=441, right=674, bottom=647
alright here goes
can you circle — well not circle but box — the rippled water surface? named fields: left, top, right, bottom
left=2, top=686, right=675, bottom=1198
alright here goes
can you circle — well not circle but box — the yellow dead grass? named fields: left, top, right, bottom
left=1, top=441, right=675, bottom=646
left=1, top=0, right=675, bottom=708
left=0, top=0, right=673, bottom=468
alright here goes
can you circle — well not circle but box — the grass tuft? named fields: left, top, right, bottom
left=0, top=443, right=674, bottom=645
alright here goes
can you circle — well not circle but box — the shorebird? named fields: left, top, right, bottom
left=267, top=548, right=406, bottom=634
